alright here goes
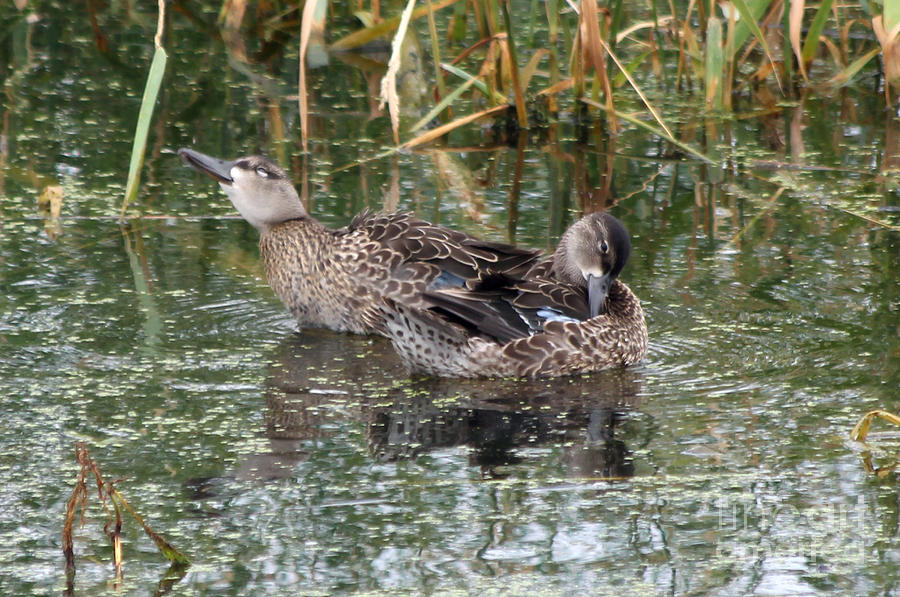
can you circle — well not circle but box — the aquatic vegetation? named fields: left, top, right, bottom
left=104, top=0, right=900, bottom=182
left=312, top=0, right=898, bottom=142
left=850, top=409, right=900, bottom=477
left=121, top=0, right=168, bottom=219
left=62, top=443, right=189, bottom=594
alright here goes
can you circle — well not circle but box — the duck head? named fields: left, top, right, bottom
left=178, top=148, right=306, bottom=231
left=553, top=211, right=631, bottom=317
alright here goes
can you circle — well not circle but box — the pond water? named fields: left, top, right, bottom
left=2, top=3, right=899, bottom=595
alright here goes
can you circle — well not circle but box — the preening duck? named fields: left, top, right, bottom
left=379, top=212, right=648, bottom=378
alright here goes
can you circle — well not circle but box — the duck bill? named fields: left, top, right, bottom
left=178, top=148, right=236, bottom=184
left=587, top=272, right=612, bottom=317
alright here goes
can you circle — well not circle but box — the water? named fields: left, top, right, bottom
left=1, top=3, right=899, bottom=595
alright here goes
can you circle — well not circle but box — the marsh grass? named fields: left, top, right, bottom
left=315, top=0, right=895, bottom=146
left=119, top=1, right=896, bottom=152
left=112, top=0, right=899, bottom=213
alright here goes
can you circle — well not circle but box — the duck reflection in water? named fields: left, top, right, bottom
left=188, top=333, right=645, bottom=494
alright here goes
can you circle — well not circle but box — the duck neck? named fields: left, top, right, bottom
left=549, top=234, right=583, bottom=287
left=258, top=213, right=323, bottom=235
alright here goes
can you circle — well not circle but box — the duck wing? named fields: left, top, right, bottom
left=420, top=273, right=590, bottom=345
left=345, top=210, right=542, bottom=289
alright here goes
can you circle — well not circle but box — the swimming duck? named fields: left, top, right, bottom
left=178, top=148, right=541, bottom=335
left=379, top=212, right=648, bottom=378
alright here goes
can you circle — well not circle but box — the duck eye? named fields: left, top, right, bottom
left=255, top=167, right=269, bottom=178
left=600, top=240, right=609, bottom=253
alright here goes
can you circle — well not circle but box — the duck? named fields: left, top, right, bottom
left=378, top=212, right=648, bottom=378
left=177, top=148, right=542, bottom=335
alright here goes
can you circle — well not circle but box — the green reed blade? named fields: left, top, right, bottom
left=801, top=0, right=833, bottom=64
left=441, top=62, right=507, bottom=102
left=425, top=0, right=447, bottom=101
left=828, top=46, right=881, bottom=87
left=500, top=0, right=527, bottom=128
left=112, top=488, right=190, bottom=565
left=705, top=16, right=723, bottom=111
left=886, top=0, right=900, bottom=31
left=330, top=0, right=459, bottom=51
left=410, top=74, right=479, bottom=132
left=580, top=97, right=713, bottom=163
left=612, top=49, right=652, bottom=87
left=728, top=0, right=772, bottom=55
left=120, top=46, right=167, bottom=220
left=729, top=0, right=774, bottom=60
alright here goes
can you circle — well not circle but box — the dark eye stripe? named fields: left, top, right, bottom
left=234, top=158, right=284, bottom=179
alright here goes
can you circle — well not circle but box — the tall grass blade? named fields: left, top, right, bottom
left=612, top=49, right=652, bottom=87
left=299, top=0, right=326, bottom=154
left=789, top=0, right=807, bottom=80
left=872, top=15, right=900, bottom=96
left=680, top=17, right=703, bottom=86
left=851, top=410, right=900, bottom=441
left=520, top=48, right=547, bottom=91
left=112, top=489, right=190, bottom=565
left=536, top=78, right=574, bottom=96
left=571, top=17, right=585, bottom=98
left=580, top=0, right=606, bottom=87
left=425, top=0, right=447, bottom=101
left=729, top=0, right=773, bottom=54
left=330, top=0, right=459, bottom=51
left=609, top=0, right=625, bottom=55
left=62, top=454, right=87, bottom=593
left=723, top=7, right=735, bottom=111
left=547, top=0, right=559, bottom=42
left=580, top=97, right=713, bottom=163
left=731, top=0, right=780, bottom=64
left=481, top=37, right=502, bottom=106
left=826, top=45, right=880, bottom=87
left=884, top=1, right=900, bottom=98
left=705, top=16, right=723, bottom=110
left=403, top=104, right=509, bottom=149
left=500, top=0, right=527, bottom=128
left=579, top=0, right=617, bottom=128
left=120, top=0, right=168, bottom=221
left=616, top=16, right=676, bottom=43
left=777, top=1, right=791, bottom=91
left=801, top=0, right=833, bottom=65
left=380, top=0, right=418, bottom=145
left=442, top=62, right=507, bottom=101
left=410, top=74, right=479, bottom=132
left=730, top=0, right=781, bottom=88
left=594, top=32, right=673, bottom=138
left=120, top=45, right=166, bottom=220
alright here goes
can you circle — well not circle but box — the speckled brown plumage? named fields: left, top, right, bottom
left=378, top=212, right=649, bottom=378
left=381, top=280, right=647, bottom=377
left=260, top=211, right=542, bottom=335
